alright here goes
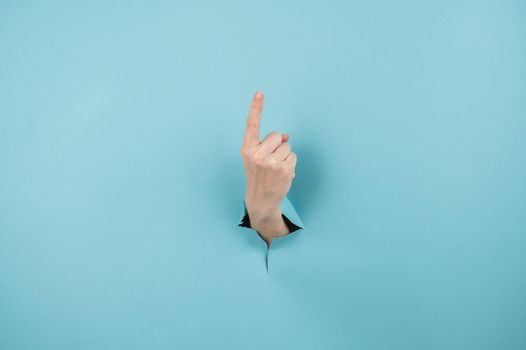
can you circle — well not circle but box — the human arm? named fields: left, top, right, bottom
left=240, top=92, right=298, bottom=246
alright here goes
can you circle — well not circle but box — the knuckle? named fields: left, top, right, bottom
left=246, top=118, right=259, bottom=129
left=268, top=158, right=280, bottom=170
left=253, top=152, right=266, bottom=165
left=279, top=163, right=290, bottom=173
left=269, top=131, right=281, bottom=139
left=284, top=168, right=294, bottom=179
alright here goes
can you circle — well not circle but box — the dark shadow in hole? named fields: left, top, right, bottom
left=287, top=141, right=324, bottom=226
left=238, top=200, right=303, bottom=234
left=238, top=199, right=303, bottom=272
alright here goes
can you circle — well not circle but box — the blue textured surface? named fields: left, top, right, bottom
left=1, top=1, right=525, bottom=349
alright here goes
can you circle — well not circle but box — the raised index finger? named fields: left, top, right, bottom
left=243, top=91, right=264, bottom=147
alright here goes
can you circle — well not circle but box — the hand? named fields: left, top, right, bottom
left=240, top=92, right=297, bottom=246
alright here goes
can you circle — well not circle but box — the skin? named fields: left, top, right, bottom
left=241, top=91, right=297, bottom=247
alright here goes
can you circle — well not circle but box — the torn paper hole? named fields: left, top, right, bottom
left=238, top=197, right=303, bottom=234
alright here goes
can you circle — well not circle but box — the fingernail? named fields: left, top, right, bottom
left=255, top=92, right=263, bottom=100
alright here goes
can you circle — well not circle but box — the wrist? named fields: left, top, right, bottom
left=251, top=214, right=289, bottom=245
left=244, top=199, right=289, bottom=244
left=244, top=193, right=281, bottom=219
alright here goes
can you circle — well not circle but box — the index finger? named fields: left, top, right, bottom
left=243, top=91, right=264, bottom=147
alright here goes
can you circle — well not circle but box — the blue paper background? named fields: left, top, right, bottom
left=1, top=1, right=525, bottom=349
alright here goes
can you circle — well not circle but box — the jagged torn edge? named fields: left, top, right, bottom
left=238, top=197, right=304, bottom=272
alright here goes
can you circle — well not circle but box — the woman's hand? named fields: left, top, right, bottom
left=240, top=92, right=297, bottom=246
